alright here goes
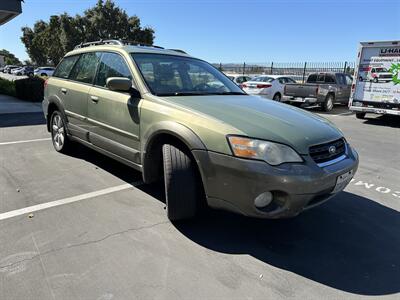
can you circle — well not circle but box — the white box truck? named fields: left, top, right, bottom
left=349, top=40, right=400, bottom=119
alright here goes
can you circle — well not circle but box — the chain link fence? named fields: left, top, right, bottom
left=214, top=62, right=355, bottom=83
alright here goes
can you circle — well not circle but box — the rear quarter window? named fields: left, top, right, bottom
left=53, top=56, right=79, bottom=79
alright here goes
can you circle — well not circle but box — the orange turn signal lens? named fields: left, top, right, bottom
left=228, top=136, right=258, bottom=158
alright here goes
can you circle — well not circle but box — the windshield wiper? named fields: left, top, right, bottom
left=157, top=92, right=209, bottom=96
left=156, top=91, right=246, bottom=96
left=212, top=92, right=246, bottom=95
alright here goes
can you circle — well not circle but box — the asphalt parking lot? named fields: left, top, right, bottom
left=1, top=105, right=399, bottom=299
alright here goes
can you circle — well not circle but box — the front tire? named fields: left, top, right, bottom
left=356, top=112, right=366, bottom=119
left=322, top=94, right=334, bottom=112
left=50, top=111, right=70, bottom=153
left=373, top=77, right=378, bottom=83
left=162, top=144, right=199, bottom=221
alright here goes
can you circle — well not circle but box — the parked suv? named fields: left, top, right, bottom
left=43, top=40, right=359, bottom=221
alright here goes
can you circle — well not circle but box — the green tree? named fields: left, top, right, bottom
left=0, top=49, right=21, bottom=65
left=20, top=0, right=155, bottom=65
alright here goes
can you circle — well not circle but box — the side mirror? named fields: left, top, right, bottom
left=106, top=77, right=132, bottom=92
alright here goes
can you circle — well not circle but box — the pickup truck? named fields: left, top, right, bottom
left=283, top=72, right=353, bottom=111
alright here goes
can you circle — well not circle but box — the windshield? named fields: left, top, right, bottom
left=251, top=76, right=274, bottom=83
left=375, top=68, right=388, bottom=72
left=132, top=53, right=245, bottom=96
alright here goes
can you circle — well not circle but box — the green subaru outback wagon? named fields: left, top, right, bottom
left=43, top=40, right=359, bottom=221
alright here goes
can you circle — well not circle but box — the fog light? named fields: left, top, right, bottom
left=254, top=192, right=273, bottom=208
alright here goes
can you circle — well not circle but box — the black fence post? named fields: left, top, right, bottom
left=270, top=62, right=274, bottom=75
left=243, top=62, right=246, bottom=75
left=302, top=62, right=307, bottom=83
left=219, top=62, right=222, bottom=71
left=343, top=61, right=347, bottom=74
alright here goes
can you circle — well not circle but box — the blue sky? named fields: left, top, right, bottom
left=0, top=0, right=399, bottom=63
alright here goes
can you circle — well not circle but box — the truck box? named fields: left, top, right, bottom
left=349, top=41, right=400, bottom=118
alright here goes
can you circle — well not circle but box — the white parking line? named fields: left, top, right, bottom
left=0, top=138, right=51, bottom=146
left=0, top=182, right=143, bottom=221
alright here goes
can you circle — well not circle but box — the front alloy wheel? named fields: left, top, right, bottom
left=51, top=111, right=69, bottom=152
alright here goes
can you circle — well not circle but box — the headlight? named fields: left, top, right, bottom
left=227, top=136, right=303, bottom=165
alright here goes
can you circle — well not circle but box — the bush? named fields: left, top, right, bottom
left=0, top=78, right=16, bottom=97
left=14, top=77, right=45, bottom=102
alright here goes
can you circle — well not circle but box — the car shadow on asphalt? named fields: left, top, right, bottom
left=360, top=115, right=400, bottom=128
left=64, top=143, right=400, bottom=296
left=0, top=112, right=46, bottom=127
left=172, top=192, right=400, bottom=296
left=66, top=142, right=144, bottom=184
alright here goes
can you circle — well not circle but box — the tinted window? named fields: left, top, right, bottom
left=307, top=74, right=317, bottom=83
left=95, top=52, right=132, bottom=87
left=316, top=74, right=325, bottom=82
left=253, top=76, right=274, bottom=83
left=53, top=56, right=79, bottom=79
left=336, top=74, right=345, bottom=85
left=325, top=74, right=336, bottom=83
left=278, top=78, right=287, bottom=84
left=69, top=52, right=101, bottom=84
left=287, top=78, right=296, bottom=83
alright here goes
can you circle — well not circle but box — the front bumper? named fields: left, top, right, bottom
left=192, top=146, right=358, bottom=218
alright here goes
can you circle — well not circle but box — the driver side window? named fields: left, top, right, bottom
left=95, top=52, right=132, bottom=88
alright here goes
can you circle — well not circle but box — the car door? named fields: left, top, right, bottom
left=342, top=75, right=353, bottom=101
left=334, top=74, right=347, bottom=102
left=87, top=51, right=141, bottom=165
left=63, top=52, right=101, bottom=140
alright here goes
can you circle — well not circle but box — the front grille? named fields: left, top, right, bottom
left=309, top=138, right=346, bottom=164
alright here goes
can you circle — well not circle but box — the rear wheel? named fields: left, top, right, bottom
left=356, top=112, right=366, bottom=119
left=162, top=144, right=200, bottom=221
left=322, top=94, right=334, bottom=112
left=50, top=111, right=70, bottom=153
left=272, top=93, right=281, bottom=101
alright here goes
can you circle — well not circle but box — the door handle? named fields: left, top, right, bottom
left=61, top=88, right=67, bottom=94
left=90, top=95, right=99, bottom=103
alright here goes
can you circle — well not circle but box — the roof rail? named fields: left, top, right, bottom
left=168, top=49, right=187, bottom=54
left=74, top=39, right=165, bottom=50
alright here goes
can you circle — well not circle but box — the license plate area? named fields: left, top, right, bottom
left=332, top=169, right=354, bottom=193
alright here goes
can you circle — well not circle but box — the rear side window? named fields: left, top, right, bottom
left=325, top=74, right=336, bottom=83
left=95, top=52, right=132, bottom=87
left=307, top=74, right=317, bottom=83
left=53, top=56, right=79, bottom=79
left=69, top=52, right=101, bottom=84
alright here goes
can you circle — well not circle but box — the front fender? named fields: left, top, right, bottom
left=141, top=121, right=206, bottom=183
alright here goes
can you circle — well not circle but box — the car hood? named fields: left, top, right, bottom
left=165, top=95, right=343, bottom=154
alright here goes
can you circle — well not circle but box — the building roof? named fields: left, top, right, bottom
left=0, top=0, right=22, bottom=25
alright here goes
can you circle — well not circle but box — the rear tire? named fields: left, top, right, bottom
left=272, top=93, right=281, bottom=101
left=50, top=111, right=70, bottom=153
left=356, top=112, right=366, bottom=119
left=162, top=144, right=199, bottom=221
left=322, top=94, right=334, bottom=112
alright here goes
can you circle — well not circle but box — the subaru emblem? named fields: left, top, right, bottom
left=329, top=146, right=336, bottom=154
